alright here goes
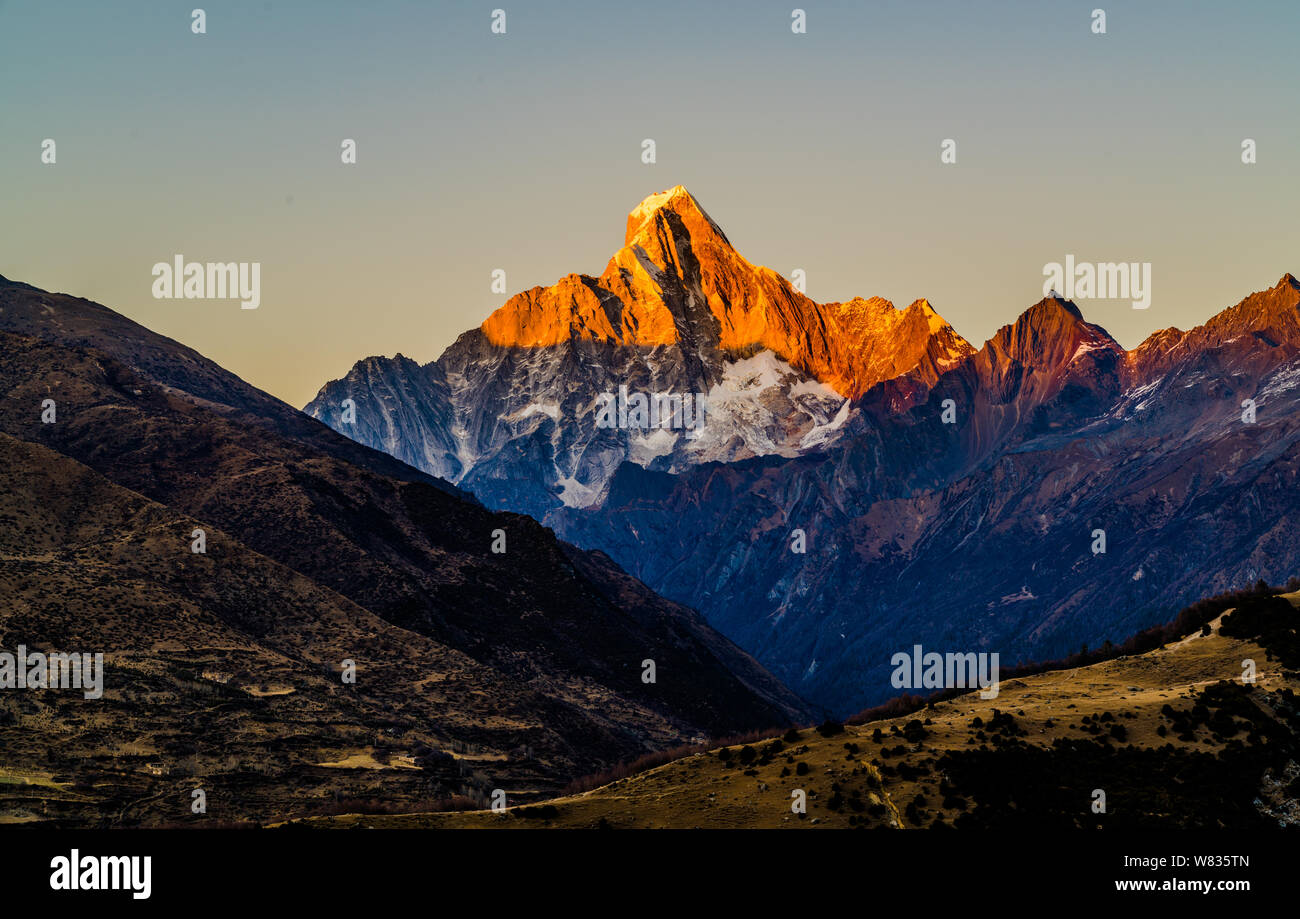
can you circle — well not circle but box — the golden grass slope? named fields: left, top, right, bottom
left=291, top=600, right=1299, bottom=829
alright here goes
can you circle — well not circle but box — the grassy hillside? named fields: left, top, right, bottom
left=288, top=593, right=1300, bottom=829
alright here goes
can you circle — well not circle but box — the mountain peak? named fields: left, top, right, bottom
left=1033, top=294, right=1085, bottom=321
left=624, top=185, right=727, bottom=247
left=1127, top=272, right=1300, bottom=379
left=629, top=184, right=693, bottom=213
left=984, top=296, right=1119, bottom=371
left=904, top=298, right=950, bottom=333
left=478, top=187, right=970, bottom=398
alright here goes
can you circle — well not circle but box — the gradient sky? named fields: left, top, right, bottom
left=2, top=0, right=1297, bottom=407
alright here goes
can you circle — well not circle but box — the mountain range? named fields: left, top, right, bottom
left=307, top=186, right=1300, bottom=714
left=306, top=186, right=973, bottom=516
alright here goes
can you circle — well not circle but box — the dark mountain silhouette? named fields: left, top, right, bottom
left=0, top=273, right=810, bottom=825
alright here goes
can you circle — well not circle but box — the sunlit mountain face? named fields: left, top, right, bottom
left=306, top=187, right=975, bottom=518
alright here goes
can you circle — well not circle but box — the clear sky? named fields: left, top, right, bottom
left=2, top=0, right=1297, bottom=407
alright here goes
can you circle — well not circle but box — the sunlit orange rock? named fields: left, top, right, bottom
left=480, top=186, right=973, bottom=398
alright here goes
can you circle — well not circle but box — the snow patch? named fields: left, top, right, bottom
left=800, top=399, right=852, bottom=449
left=555, top=474, right=603, bottom=508
left=685, top=351, right=851, bottom=461
left=1258, top=358, right=1300, bottom=402
left=1069, top=340, right=1109, bottom=363
left=511, top=402, right=561, bottom=422
left=1117, top=379, right=1161, bottom=415
left=627, top=426, right=679, bottom=464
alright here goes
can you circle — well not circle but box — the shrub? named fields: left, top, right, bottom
left=816, top=719, right=844, bottom=737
